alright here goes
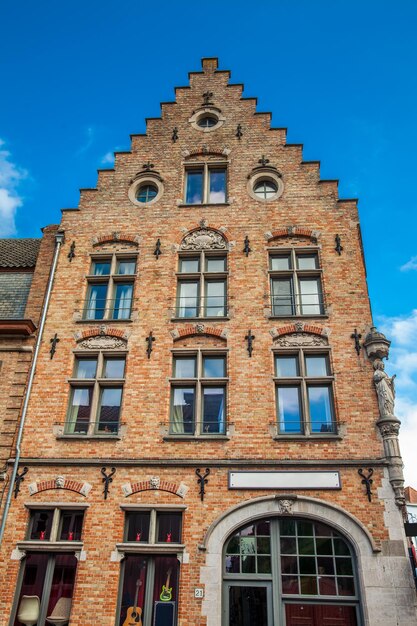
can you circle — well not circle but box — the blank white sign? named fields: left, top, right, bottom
left=229, top=471, right=340, bottom=490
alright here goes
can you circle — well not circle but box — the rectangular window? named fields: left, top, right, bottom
left=269, top=250, right=324, bottom=317
left=27, top=508, right=85, bottom=542
left=184, top=164, right=227, bottom=204
left=83, top=253, right=136, bottom=321
left=274, top=352, right=335, bottom=436
left=124, top=510, right=182, bottom=545
left=176, top=252, right=227, bottom=318
left=65, top=354, right=125, bottom=436
left=170, top=353, right=227, bottom=436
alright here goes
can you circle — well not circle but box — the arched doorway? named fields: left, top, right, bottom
left=223, top=517, right=360, bottom=625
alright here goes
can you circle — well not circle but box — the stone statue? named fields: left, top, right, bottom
left=373, top=360, right=396, bottom=417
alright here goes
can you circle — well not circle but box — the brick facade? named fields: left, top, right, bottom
left=0, top=58, right=415, bottom=626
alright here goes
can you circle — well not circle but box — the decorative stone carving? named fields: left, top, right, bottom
left=55, top=476, right=65, bottom=489
left=276, top=499, right=294, bottom=514
left=149, top=476, right=160, bottom=490
left=373, top=360, right=396, bottom=417
left=196, top=324, right=205, bottom=334
left=176, top=482, right=189, bottom=498
left=199, top=218, right=208, bottom=228
left=378, top=422, right=400, bottom=437
left=364, top=326, right=391, bottom=361
left=180, top=229, right=227, bottom=251
left=80, top=482, right=92, bottom=497
left=79, top=336, right=126, bottom=350
left=274, top=333, right=327, bottom=347
left=122, top=482, right=133, bottom=497
left=294, top=321, right=304, bottom=332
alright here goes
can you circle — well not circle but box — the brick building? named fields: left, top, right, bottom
left=0, top=58, right=416, bottom=625
left=0, top=228, right=58, bottom=509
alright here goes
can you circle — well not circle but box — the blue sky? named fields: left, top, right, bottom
left=1, top=1, right=417, bottom=483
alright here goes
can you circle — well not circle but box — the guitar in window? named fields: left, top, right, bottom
left=123, top=578, right=142, bottom=626
left=159, top=567, right=173, bottom=602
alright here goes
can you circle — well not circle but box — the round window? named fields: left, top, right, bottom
left=136, top=183, right=158, bottom=203
left=254, top=179, right=278, bottom=199
left=197, top=115, right=217, bottom=129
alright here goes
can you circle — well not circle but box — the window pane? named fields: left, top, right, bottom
left=305, top=355, right=328, bottom=377
left=270, top=255, right=291, bottom=270
left=173, top=357, right=196, bottom=378
left=137, top=183, right=158, bottom=203
left=186, top=170, right=203, bottom=203
left=299, top=278, right=322, bottom=315
left=117, top=259, right=136, bottom=275
left=14, top=552, right=49, bottom=626
left=152, top=557, right=179, bottom=612
left=254, top=179, right=277, bottom=198
left=297, top=253, right=318, bottom=270
left=271, top=278, right=294, bottom=315
left=209, top=168, right=226, bottom=203
left=97, top=387, right=122, bottom=432
left=277, top=386, right=302, bottom=433
left=74, top=358, right=97, bottom=379
left=178, top=281, right=199, bottom=318
left=203, top=356, right=225, bottom=378
left=29, top=510, right=54, bottom=540
left=59, top=511, right=84, bottom=541
left=66, top=387, right=92, bottom=434
left=171, top=387, right=195, bottom=434
left=179, top=257, right=199, bottom=273
left=46, top=554, right=78, bottom=620
left=202, top=387, right=225, bottom=433
left=157, top=512, right=182, bottom=543
left=91, top=260, right=110, bottom=275
left=118, top=555, right=148, bottom=626
left=205, top=281, right=226, bottom=316
left=103, top=358, right=125, bottom=379
left=85, top=283, right=108, bottom=320
left=308, top=386, right=334, bottom=433
left=275, top=356, right=298, bottom=377
left=113, top=283, right=133, bottom=319
left=126, top=511, right=151, bottom=542
left=206, top=256, right=226, bottom=272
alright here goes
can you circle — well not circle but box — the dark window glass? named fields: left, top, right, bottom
left=157, top=512, right=182, bottom=543
left=103, top=358, right=125, bottom=379
left=275, top=356, right=298, bottom=377
left=29, top=510, right=54, bottom=540
left=59, top=511, right=84, bottom=541
left=209, top=168, right=226, bottom=203
left=202, top=387, right=225, bottom=433
left=171, top=387, right=195, bottom=434
left=74, top=358, right=97, bottom=379
left=97, top=387, right=122, bottom=432
left=179, top=257, right=199, bottom=273
left=117, top=259, right=136, bottom=275
left=203, top=356, right=225, bottom=378
left=197, top=115, right=217, bottom=128
left=271, top=278, right=294, bottom=316
left=174, top=357, right=196, bottom=378
left=113, top=283, right=133, bottom=320
left=66, top=387, right=92, bottom=434
left=254, top=179, right=277, bottom=198
left=85, top=283, right=108, bottom=320
left=126, top=512, right=151, bottom=542
left=186, top=170, right=203, bottom=203
left=277, top=386, right=302, bottom=433
left=92, top=260, right=111, bottom=275
left=136, top=183, right=158, bottom=203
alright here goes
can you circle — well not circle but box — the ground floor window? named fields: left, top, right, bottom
left=12, top=552, right=77, bottom=626
left=117, top=555, right=179, bottom=626
left=223, top=517, right=360, bottom=626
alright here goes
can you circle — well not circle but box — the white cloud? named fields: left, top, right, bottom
left=100, top=151, right=114, bottom=165
left=378, top=311, right=417, bottom=487
left=400, top=256, right=417, bottom=272
left=0, top=139, right=28, bottom=237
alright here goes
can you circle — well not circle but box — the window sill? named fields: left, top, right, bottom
left=115, top=542, right=185, bottom=555
left=171, top=316, right=230, bottom=322
left=56, top=434, right=122, bottom=440
left=16, top=541, right=83, bottom=553
left=177, top=202, right=230, bottom=208
left=272, top=434, right=343, bottom=441
left=75, top=318, right=133, bottom=324
left=268, top=314, right=328, bottom=320
left=163, top=435, right=230, bottom=441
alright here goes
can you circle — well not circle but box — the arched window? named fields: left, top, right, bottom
left=223, top=517, right=360, bottom=626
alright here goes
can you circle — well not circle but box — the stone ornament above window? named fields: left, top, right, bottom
left=128, top=170, right=164, bottom=207
left=188, top=106, right=226, bottom=132
left=78, top=335, right=127, bottom=350
left=180, top=228, right=227, bottom=251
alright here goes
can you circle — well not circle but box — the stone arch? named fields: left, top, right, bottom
left=199, top=495, right=376, bottom=626
left=92, top=233, right=139, bottom=247
left=270, top=322, right=329, bottom=346
left=73, top=327, right=129, bottom=349
left=121, top=478, right=188, bottom=499
left=179, top=227, right=229, bottom=250
left=28, top=477, right=91, bottom=497
left=266, top=226, right=320, bottom=242
left=171, top=324, right=228, bottom=342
